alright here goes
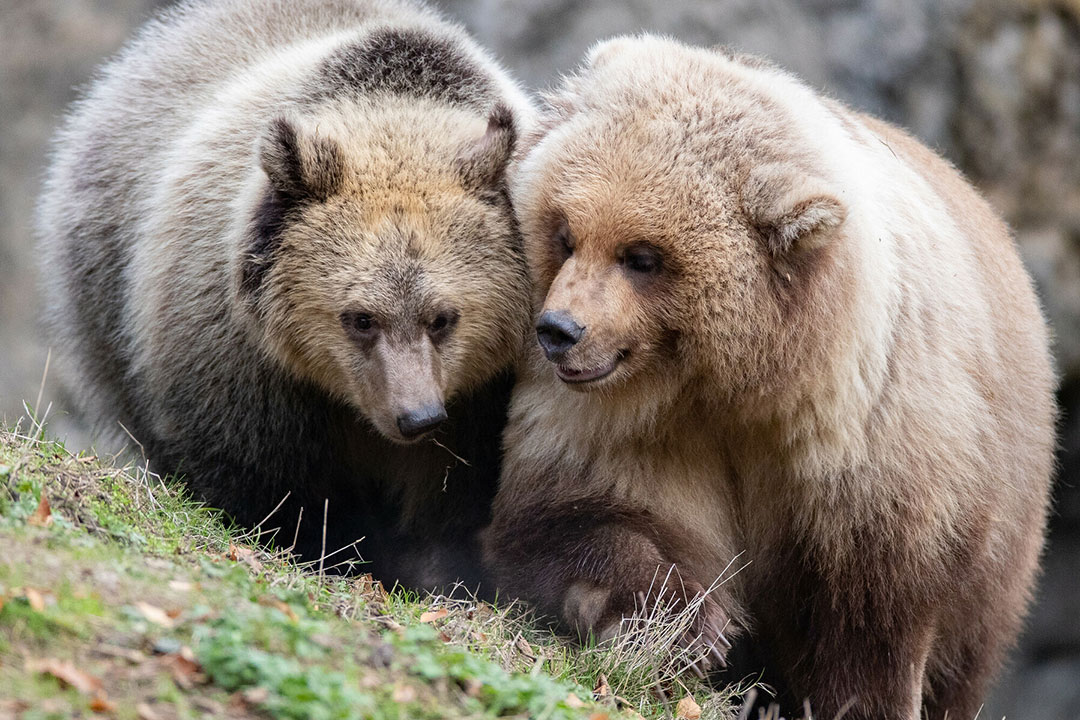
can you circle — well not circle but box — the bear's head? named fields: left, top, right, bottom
left=239, top=101, right=529, bottom=443
left=514, top=36, right=849, bottom=410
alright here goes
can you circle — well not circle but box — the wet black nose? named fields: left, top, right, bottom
left=397, top=404, right=447, bottom=439
left=536, top=310, right=585, bottom=360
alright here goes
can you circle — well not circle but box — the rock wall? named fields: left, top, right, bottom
left=1, top=0, right=1077, bottom=716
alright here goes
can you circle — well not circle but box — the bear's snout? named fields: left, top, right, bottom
left=536, top=310, right=584, bottom=361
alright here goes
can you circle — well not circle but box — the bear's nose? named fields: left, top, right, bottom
left=397, top=404, right=447, bottom=439
left=536, top=310, right=585, bottom=361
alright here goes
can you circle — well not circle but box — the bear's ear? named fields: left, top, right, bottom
left=455, top=103, right=516, bottom=198
left=259, top=117, right=345, bottom=202
left=745, top=168, right=846, bottom=256
left=585, top=36, right=635, bottom=69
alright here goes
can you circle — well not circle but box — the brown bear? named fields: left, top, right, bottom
left=37, top=0, right=535, bottom=591
left=484, top=36, right=1056, bottom=720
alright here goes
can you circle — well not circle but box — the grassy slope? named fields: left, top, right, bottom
left=0, top=418, right=745, bottom=720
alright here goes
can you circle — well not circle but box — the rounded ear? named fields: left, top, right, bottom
left=744, top=166, right=846, bottom=255
left=585, top=36, right=636, bottom=69
left=455, top=103, right=516, bottom=197
left=259, top=116, right=345, bottom=202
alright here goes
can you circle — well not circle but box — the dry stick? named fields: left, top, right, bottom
left=429, top=436, right=471, bottom=466
left=33, top=348, right=51, bottom=419
left=117, top=421, right=147, bottom=460
left=318, top=498, right=329, bottom=580
left=297, top=538, right=365, bottom=574
left=287, top=506, right=305, bottom=554
left=249, top=491, right=291, bottom=536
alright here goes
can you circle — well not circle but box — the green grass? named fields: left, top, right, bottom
left=0, top=414, right=747, bottom=719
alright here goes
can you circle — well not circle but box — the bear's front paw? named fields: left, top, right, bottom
left=562, top=576, right=734, bottom=676
left=663, top=588, right=732, bottom=676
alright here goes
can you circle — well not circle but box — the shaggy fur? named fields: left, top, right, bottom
left=484, top=36, right=1056, bottom=720
left=38, top=0, right=535, bottom=591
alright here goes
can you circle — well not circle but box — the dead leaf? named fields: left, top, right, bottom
left=676, top=695, right=702, bottom=720
left=22, top=587, right=47, bottom=612
left=28, top=495, right=53, bottom=527
left=419, top=608, right=448, bottom=623
left=514, top=634, right=537, bottom=660
left=136, top=702, right=163, bottom=720
left=93, top=644, right=147, bottom=664
left=593, top=674, right=611, bottom=699
left=27, top=658, right=103, bottom=694
left=134, top=601, right=175, bottom=628
left=259, top=596, right=299, bottom=621
left=565, top=693, right=587, bottom=708
left=392, top=684, right=417, bottom=703
left=90, top=694, right=116, bottom=712
left=168, top=580, right=195, bottom=593
left=241, top=686, right=270, bottom=705
left=226, top=543, right=264, bottom=572
left=354, top=574, right=388, bottom=604
left=589, top=714, right=611, bottom=720
left=161, top=650, right=204, bottom=689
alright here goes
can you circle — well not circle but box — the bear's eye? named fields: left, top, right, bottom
left=341, top=311, right=378, bottom=340
left=428, top=310, right=460, bottom=341
left=554, top=222, right=574, bottom=261
left=620, top=245, right=663, bottom=275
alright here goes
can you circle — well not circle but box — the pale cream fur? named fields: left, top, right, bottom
left=492, top=35, right=1055, bottom=719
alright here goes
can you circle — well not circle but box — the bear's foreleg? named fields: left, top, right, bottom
left=485, top=498, right=734, bottom=670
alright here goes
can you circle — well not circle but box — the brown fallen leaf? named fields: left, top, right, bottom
left=676, top=695, right=702, bottom=720
left=593, top=673, right=611, bottom=699
left=259, top=596, right=299, bottom=621
left=22, top=587, right=48, bottom=612
left=419, top=607, right=448, bottom=623
left=354, top=574, right=388, bottom=604
left=27, top=658, right=103, bottom=694
left=134, top=601, right=175, bottom=628
left=565, top=693, right=586, bottom=708
left=241, top=686, right=270, bottom=705
left=589, top=714, right=612, bottom=720
left=161, top=649, right=204, bottom=689
left=514, top=634, right=537, bottom=660
left=89, top=694, right=116, bottom=712
left=92, top=643, right=147, bottom=664
left=226, top=543, right=264, bottom=572
left=27, top=495, right=53, bottom=527
left=136, top=701, right=163, bottom=720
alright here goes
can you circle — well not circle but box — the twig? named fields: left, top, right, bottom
left=287, top=506, right=304, bottom=554
left=250, top=491, right=291, bottom=534
left=318, top=498, right=329, bottom=580
left=34, top=348, right=52, bottom=419
left=117, top=421, right=146, bottom=460
left=429, top=436, right=471, bottom=466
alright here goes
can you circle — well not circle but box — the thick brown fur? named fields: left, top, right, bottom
left=484, top=36, right=1056, bottom=719
left=38, top=0, right=536, bottom=591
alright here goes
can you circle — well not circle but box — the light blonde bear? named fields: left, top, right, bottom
left=485, top=36, right=1056, bottom=720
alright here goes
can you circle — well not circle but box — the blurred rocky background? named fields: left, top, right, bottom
left=1, top=0, right=1077, bottom=716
